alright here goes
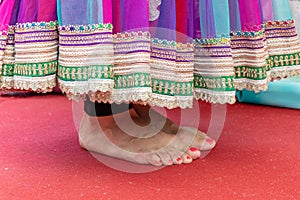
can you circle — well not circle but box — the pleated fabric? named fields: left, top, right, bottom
left=0, top=0, right=299, bottom=109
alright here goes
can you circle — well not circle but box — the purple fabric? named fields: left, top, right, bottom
left=155, top=0, right=176, bottom=40
left=58, top=0, right=88, bottom=25
left=229, top=0, right=241, bottom=31
left=193, top=0, right=201, bottom=38
left=0, top=0, right=18, bottom=31
left=17, top=0, right=56, bottom=23
left=259, top=0, right=274, bottom=22
left=238, top=0, right=262, bottom=31
left=187, top=0, right=195, bottom=38
left=122, top=0, right=149, bottom=31
left=17, top=0, right=38, bottom=23
left=199, top=0, right=216, bottom=38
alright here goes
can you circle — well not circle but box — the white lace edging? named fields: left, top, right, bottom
left=194, top=89, right=236, bottom=104
left=149, top=93, right=194, bottom=109
left=270, top=66, right=300, bottom=81
left=10, top=75, right=56, bottom=93
left=111, top=87, right=152, bottom=104
left=58, top=79, right=115, bottom=102
left=234, top=79, right=269, bottom=93
left=0, top=76, right=14, bottom=90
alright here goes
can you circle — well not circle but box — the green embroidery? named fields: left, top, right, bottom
left=194, top=75, right=235, bottom=91
left=58, top=65, right=114, bottom=81
left=152, top=79, right=193, bottom=96
left=13, top=60, right=57, bottom=77
left=2, top=64, right=14, bottom=76
left=114, top=73, right=151, bottom=89
left=268, top=52, right=300, bottom=68
left=234, top=66, right=267, bottom=80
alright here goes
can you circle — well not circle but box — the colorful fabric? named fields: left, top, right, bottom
left=0, top=0, right=300, bottom=109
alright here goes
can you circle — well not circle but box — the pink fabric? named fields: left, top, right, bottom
left=103, top=0, right=112, bottom=24
left=37, top=0, right=57, bottom=21
left=17, top=0, right=56, bottom=23
left=0, top=0, right=16, bottom=31
left=238, top=0, right=262, bottom=31
left=123, top=0, right=149, bottom=31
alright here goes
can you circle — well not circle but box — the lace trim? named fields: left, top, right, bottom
left=88, top=91, right=113, bottom=103
left=234, top=79, right=268, bottom=93
left=58, top=79, right=114, bottom=102
left=149, top=0, right=162, bottom=22
left=194, top=89, right=236, bottom=104
left=112, top=87, right=152, bottom=104
left=0, top=76, right=13, bottom=90
left=10, top=74, right=56, bottom=93
left=270, top=66, right=300, bottom=81
left=150, top=93, right=194, bottom=109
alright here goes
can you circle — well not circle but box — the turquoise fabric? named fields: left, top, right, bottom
left=237, top=77, right=300, bottom=109
left=212, top=0, right=230, bottom=37
left=272, top=0, right=292, bottom=20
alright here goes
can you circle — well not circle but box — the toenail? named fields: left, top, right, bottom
left=190, top=147, right=198, bottom=152
left=186, top=156, right=191, bottom=160
left=206, top=138, right=214, bottom=144
left=177, top=157, right=182, bottom=162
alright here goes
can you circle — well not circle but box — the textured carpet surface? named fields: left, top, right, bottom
left=0, top=94, right=299, bottom=200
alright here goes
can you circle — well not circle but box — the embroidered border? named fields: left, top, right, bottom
left=58, top=65, right=114, bottom=81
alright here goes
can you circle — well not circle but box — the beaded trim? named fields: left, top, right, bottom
left=152, top=38, right=193, bottom=50
left=15, top=21, right=58, bottom=31
left=194, top=37, right=231, bottom=46
left=114, top=31, right=150, bottom=41
left=265, top=19, right=295, bottom=28
left=58, top=23, right=112, bottom=33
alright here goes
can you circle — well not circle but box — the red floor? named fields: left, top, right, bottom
left=0, top=94, right=299, bottom=199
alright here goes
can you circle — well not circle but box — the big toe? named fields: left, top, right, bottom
left=186, top=147, right=201, bottom=159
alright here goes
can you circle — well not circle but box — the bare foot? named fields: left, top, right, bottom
left=132, top=104, right=216, bottom=151
left=79, top=110, right=201, bottom=166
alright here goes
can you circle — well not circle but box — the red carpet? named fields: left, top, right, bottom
left=0, top=94, right=299, bottom=199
